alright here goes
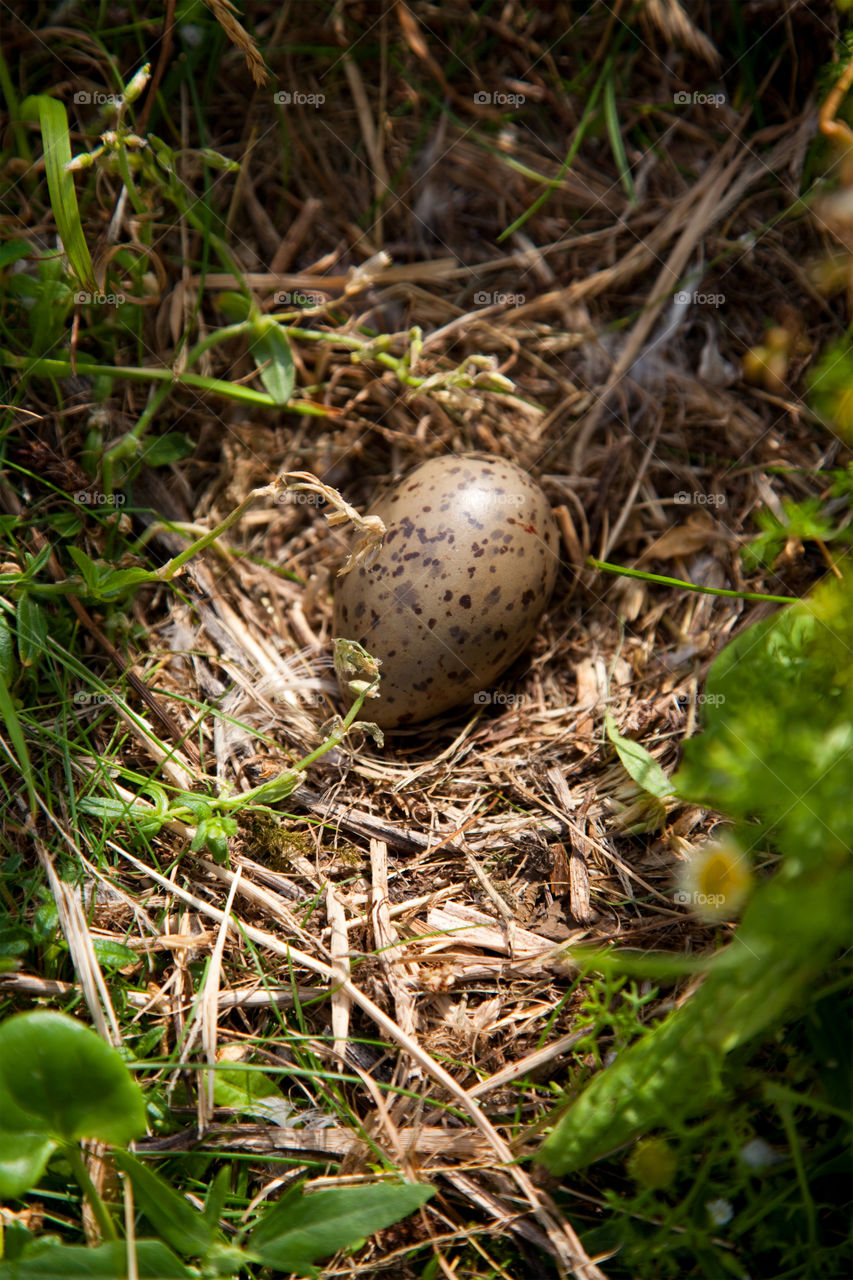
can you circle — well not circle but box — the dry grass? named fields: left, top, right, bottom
left=2, top=2, right=850, bottom=1275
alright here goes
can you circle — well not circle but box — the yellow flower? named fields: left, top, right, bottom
left=676, top=837, right=752, bottom=920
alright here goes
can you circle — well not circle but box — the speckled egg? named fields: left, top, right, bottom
left=334, top=453, right=560, bottom=728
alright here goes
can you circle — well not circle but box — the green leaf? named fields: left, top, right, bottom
left=65, top=549, right=157, bottom=601
left=675, top=577, right=853, bottom=856
left=603, top=66, right=636, bottom=207
left=141, top=433, right=194, bottom=468
left=78, top=797, right=135, bottom=825
left=0, top=240, right=31, bottom=270
left=0, top=665, right=36, bottom=814
left=18, top=96, right=96, bottom=293
left=94, top=568, right=157, bottom=598
left=191, top=815, right=237, bottom=862
left=16, top=594, right=48, bottom=668
left=113, top=1150, right=218, bottom=1258
left=203, top=1165, right=232, bottom=1226
left=66, top=546, right=102, bottom=593
left=46, top=510, right=84, bottom=539
left=0, top=1131, right=56, bottom=1199
left=0, top=925, right=31, bottom=958
left=212, top=1062, right=284, bottom=1116
left=539, top=862, right=853, bottom=1174
left=0, top=1011, right=146, bottom=1145
left=148, top=134, right=177, bottom=172
left=91, top=939, right=138, bottom=971
left=0, top=1238, right=197, bottom=1278
left=539, top=576, right=853, bottom=1176
left=0, top=612, right=17, bottom=684
left=214, top=292, right=250, bottom=322
left=605, top=712, right=674, bottom=799
left=247, top=315, right=295, bottom=406
left=248, top=1181, right=433, bottom=1272
left=199, top=148, right=241, bottom=173
left=27, top=264, right=75, bottom=357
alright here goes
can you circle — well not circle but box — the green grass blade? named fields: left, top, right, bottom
left=19, top=95, right=96, bottom=292
left=588, top=557, right=799, bottom=604
left=604, top=66, right=636, bottom=207
left=499, top=66, right=606, bottom=242
left=0, top=665, right=36, bottom=816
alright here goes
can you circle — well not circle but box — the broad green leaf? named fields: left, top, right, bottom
left=0, top=240, right=31, bottom=270
left=0, top=1131, right=56, bottom=1199
left=0, top=1238, right=197, bottom=1278
left=0, top=1069, right=55, bottom=1133
left=212, top=1062, right=284, bottom=1116
left=248, top=1181, right=433, bottom=1272
left=215, top=293, right=295, bottom=403
left=247, top=316, right=295, bottom=406
left=539, top=860, right=853, bottom=1174
left=0, top=925, right=31, bottom=958
left=64, top=550, right=155, bottom=601
left=540, top=576, right=853, bottom=1176
left=215, top=292, right=250, bottom=322
left=94, top=567, right=158, bottom=598
left=27, top=263, right=74, bottom=357
left=23, top=543, right=53, bottom=579
left=190, top=815, right=237, bottom=862
left=78, top=797, right=135, bottom=824
left=66, top=546, right=101, bottom=592
left=113, top=1150, right=218, bottom=1257
left=0, top=1011, right=146, bottom=1145
left=605, top=711, right=674, bottom=799
left=18, top=96, right=96, bottom=293
left=141, top=433, right=194, bottom=468
left=675, top=576, right=853, bottom=856
left=91, top=939, right=138, bottom=971
left=16, top=594, right=48, bottom=668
